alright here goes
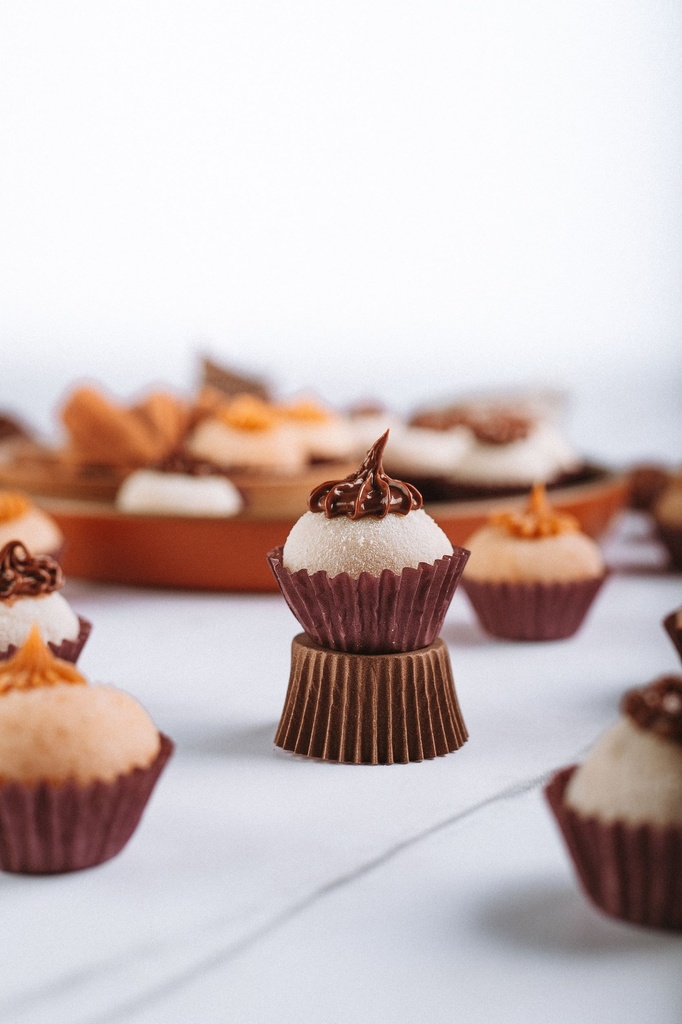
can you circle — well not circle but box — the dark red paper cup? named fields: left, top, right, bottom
left=461, top=573, right=607, bottom=641
left=545, top=766, right=682, bottom=930
left=267, top=546, right=469, bottom=654
left=275, top=633, right=467, bottom=764
left=0, top=616, right=92, bottom=664
left=663, top=611, right=682, bottom=663
left=0, top=733, right=173, bottom=874
left=655, top=522, right=682, bottom=571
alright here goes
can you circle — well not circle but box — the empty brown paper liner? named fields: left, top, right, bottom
left=663, top=611, right=682, bottom=663
left=267, top=546, right=469, bottom=654
left=0, top=616, right=92, bottom=664
left=275, top=633, right=467, bottom=764
left=0, top=733, right=173, bottom=874
left=461, top=573, right=606, bottom=641
left=545, top=766, right=682, bottom=930
left=656, top=522, right=682, bottom=571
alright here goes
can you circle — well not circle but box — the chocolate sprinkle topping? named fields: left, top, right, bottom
left=308, top=431, right=422, bottom=520
left=622, top=675, right=682, bottom=745
left=0, top=541, right=64, bottom=599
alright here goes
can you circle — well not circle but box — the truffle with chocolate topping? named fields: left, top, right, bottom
left=565, top=675, right=682, bottom=826
left=0, top=491, right=63, bottom=557
left=0, top=540, right=91, bottom=663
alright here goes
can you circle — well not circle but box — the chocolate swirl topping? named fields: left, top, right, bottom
left=308, top=431, right=422, bottom=520
left=0, top=541, right=64, bottom=599
left=153, top=449, right=226, bottom=477
left=622, top=675, right=682, bottom=745
left=468, top=413, right=534, bottom=445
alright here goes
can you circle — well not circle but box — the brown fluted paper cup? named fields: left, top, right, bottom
left=0, top=733, right=173, bottom=874
left=275, top=633, right=467, bottom=764
left=267, top=546, right=469, bottom=654
left=545, top=767, right=682, bottom=930
left=0, top=616, right=92, bottom=664
left=663, top=611, right=682, bottom=663
left=461, top=573, right=607, bottom=641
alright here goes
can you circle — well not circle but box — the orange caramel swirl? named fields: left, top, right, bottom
left=491, top=484, right=579, bottom=539
left=308, top=431, right=422, bottom=520
left=0, top=491, right=31, bottom=523
left=622, top=676, right=682, bottom=745
left=0, top=625, right=86, bottom=693
left=0, top=541, right=64, bottom=599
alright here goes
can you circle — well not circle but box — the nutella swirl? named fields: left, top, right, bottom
left=154, top=449, right=226, bottom=477
left=468, top=413, right=534, bottom=445
left=622, top=675, right=682, bottom=745
left=308, top=431, right=422, bottom=520
left=0, top=541, right=64, bottom=599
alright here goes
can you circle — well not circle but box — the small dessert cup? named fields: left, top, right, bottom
left=275, top=634, right=467, bottom=764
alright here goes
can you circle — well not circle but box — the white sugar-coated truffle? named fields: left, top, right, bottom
left=464, top=526, right=604, bottom=583
left=0, top=508, right=63, bottom=556
left=385, top=425, right=472, bottom=476
left=0, top=592, right=80, bottom=652
left=117, top=470, right=243, bottom=517
left=453, top=422, right=580, bottom=485
left=282, top=509, right=453, bottom=579
left=565, top=718, right=682, bottom=826
left=0, top=684, right=161, bottom=785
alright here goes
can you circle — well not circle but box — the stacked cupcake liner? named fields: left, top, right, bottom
left=461, top=574, right=607, bottom=641
left=0, top=734, right=173, bottom=874
left=268, top=546, right=469, bottom=654
left=0, top=616, right=92, bottom=664
left=545, top=767, right=682, bottom=930
left=276, top=634, right=468, bottom=764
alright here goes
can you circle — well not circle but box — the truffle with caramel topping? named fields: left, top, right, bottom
left=0, top=541, right=90, bottom=662
left=0, top=627, right=172, bottom=874
left=268, top=433, right=469, bottom=653
left=461, top=485, right=607, bottom=641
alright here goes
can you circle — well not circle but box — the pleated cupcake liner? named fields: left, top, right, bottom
left=655, top=522, right=682, bottom=571
left=545, top=767, right=682, bottom=930
left=663, top=611, right=682, bottom=663
left=275, top=633, right=468, bottom=764
left=267, top=546, right=469, bottom=654
left=0, top=616, right=92, bottom=664
left=0, top=733, right=173, bottom=874
left=461, top=573, right=607, bottom=641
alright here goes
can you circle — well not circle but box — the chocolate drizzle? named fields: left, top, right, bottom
left=622, top=675, right=682, bottom=745
left=0, top=542, right=63, bottom=599
left=308, top=431, right=422, bottom=520
left=468, top=413, right=533, bottom=445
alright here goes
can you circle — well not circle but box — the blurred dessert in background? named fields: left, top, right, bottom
left=0, top=490, right=63, bottom=555
left=653, top=473, right=682, bottom=570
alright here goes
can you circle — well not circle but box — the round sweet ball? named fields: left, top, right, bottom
left=117, top=469, right=243, bottom=517
left=464, top=526, right=604, bottom=583
left=0, top=684, right=161, bottom=786
left=282, top=508, right=453, bottom=579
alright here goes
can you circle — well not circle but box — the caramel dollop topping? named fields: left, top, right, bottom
left=0, top=624, right=86, bottom=694
left=308, top=431, right=422, bottom=519
left=277, top=399, right=331, bottom=424
left=622, top=675, right=682, bottom=745
left=0, top=492, right=31, bottom=524
left=217, top=395, right=278, bottom=432
left=491, top=484, right=579, bottom=538
left=0, top=541, right=63, bottom=599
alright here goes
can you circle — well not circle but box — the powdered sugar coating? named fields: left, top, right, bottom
left=0, top=592, right=80, bottom=653
left=282, top=509, right=453, bottom=579
left=117, top=470, right=243, bottom=517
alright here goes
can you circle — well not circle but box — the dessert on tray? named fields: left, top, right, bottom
left=268, top=431, right=469, bottom=764
left=0, top=541, right=91, bottom=661
left=116, top=451, right=244, bottom=518
left=0, top=626, right=172, bottom=873
left=461, top=484, right=607, bottom=641
left=545, top=675, right=682, bottom=929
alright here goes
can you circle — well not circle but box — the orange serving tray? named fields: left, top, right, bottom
left=40, top=471, right=630, bottom=592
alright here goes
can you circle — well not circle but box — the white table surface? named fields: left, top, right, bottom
left=1, top=511, right=681, bottom=1024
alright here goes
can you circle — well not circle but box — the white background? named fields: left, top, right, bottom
left=0, top=0, right=680, bottom=457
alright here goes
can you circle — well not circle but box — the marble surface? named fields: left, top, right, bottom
left=1, top=512, right=681, bottom=1024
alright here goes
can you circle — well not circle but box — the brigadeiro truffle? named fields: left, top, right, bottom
left=268, top=430, right=469, bottom=654
left=545, top=675, right=682, bottom=929
left=0, top=626, right=172, bottom=873
left=0, top=491, right=63, bottom=556
left=267, top=432, right=469, bottom=764
left=461, top=484, right=607, bottom=641
left=0, top=540, right=91, bottom=662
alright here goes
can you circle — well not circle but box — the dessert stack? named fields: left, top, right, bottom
left=268, top=432, right=470, bottom=765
